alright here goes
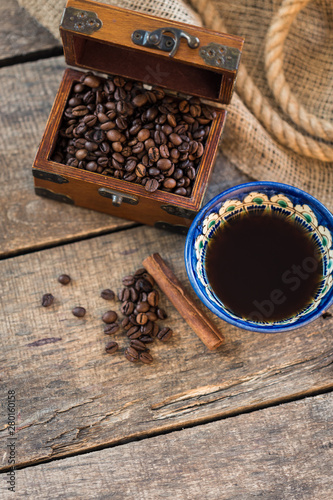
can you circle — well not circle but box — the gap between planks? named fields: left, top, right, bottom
left=3, top=383, right=333, bottom=474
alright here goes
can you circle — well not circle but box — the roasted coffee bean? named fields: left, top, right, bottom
left=145, top=178, right=159, bottom=192
left=58, top=274, right=71, bottom=285
left=146, top=311, right=158, bottom=322
left=148, top=147, right=160, bottom=162
left=151, top=322, right=160, bottom=337
left=104, top=323, right=120, bottom=335
left=132, top=93, right=148, bottom=107
left=101, top=289, right=115, bottom=300
left=136, top=312, right=148, bottom=325
left=102, top=310, right=118, bottom=323
left=83, top=75, right=101, bottom=88
left=72, top=306, right=86, bottom=317
left=136, top=301, right=150, bottom=313
left=139, top=351, right=154, bottom=364
left=122, top=275, right=135, bottom=286
left=75, top=149, right=88, bottom=160
left=157, top=327, right=173, bottom=341
left=122, top=317, right=131, bottom=329
left=121, top=300, right=135, bottom=316
left=163, top=178, right=176, bottom=189
left=124, top=346, right=139, bottom=362
left=42, top=293, right=54, bottom=307
left=140, top=320, right=153, bottom=335
left=129, top=339, right=147, bottom=351
left=157, top=308, right=167, bottom=320
left=140, top=335, right=154, bottom=344
left=53, top=71, right=215, bottom=197
left=135, top=163, right=146, bottom=177
left=127, top=325, right=142, bottom=339
left=105, top=341, right=118, bottom=354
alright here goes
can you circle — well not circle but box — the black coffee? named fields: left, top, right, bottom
left=205, top=210, right=323, bottom=322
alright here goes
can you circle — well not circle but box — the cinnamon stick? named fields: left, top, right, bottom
left=142, top=253, right=224, bottom=350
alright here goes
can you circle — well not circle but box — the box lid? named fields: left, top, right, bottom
left=60, top=0, right=244, bottom=104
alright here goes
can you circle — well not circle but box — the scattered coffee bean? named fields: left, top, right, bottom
left=124, top=346, right=139, bottom=362
left=52, top=72, right=216, bottom=197
left=157, top=327, right=173, bottom=341
left=105, top=341, right=119, bottom=354
left=139, top=351, right=154, bottom=364
left=104, top=323, right=120, bottom=335
left=72, top=306, right=86, bottom=318
left=42, top=293, right=54, bottom=307
left=101, top=289, right=115, bottom=300
left=102, top=310, right=118, bottom=324
left=58, top=274, right=71, bottom=285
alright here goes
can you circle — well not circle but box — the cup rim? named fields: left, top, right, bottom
left=184, top=181, right=333, bottom=333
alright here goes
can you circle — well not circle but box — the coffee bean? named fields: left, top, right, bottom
left=140, top=335, right=154, bottom=344
left=127, top=325, right=142, bottom=339
left=157, top=308, right=167, bottom=320
left=53, top=71, right=216, bottom=198
left=157, top=327, right=173, bottom=341
left=136, top=312, right=148, bottom=325
left=132, top=93, right=148, bottom=107
left=83, top=75, right=101, bottom=88
left=102, top=310, right=118, bottom=323
left=101, top=289, right=115, bottom=300
left=129, top=339, right=147, bottom=351
left=122, top=275, right=135, bottom=286
left=145, top=178, right=159, bottom=192
left=124, top=346, right=139, bottom=362
left=58, top=274, right=71, bottom=285
left=148, top=147, right=160, bottom=162
left=72, top=306, right=86, bottom=317
left=105, top=341, right=118, bottom=354
left=139, top=351, right=154, bottom=364
left=121, top=300, right=135, bottom=316
left=104, top=323, right=120, bottom=335
left=42, top=293, right=54, bottom=307
left=136, top=301, right=150, bottom=313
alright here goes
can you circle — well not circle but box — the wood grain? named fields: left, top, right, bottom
left=8, top=393, right=333, bottom=499
left=0, top=224, right=332, bottom=470
left=0, top=0, right=60, bottom=63
left=0, top=54, right=250, bottom=257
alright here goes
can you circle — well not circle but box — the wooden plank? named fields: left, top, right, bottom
left=6, top=393, right=333, bottom=499
left=0, top=0, right=61, bottom=63
left=0, top=224, right=332, bottom=470
left=0, top=54, right=250, bottom=257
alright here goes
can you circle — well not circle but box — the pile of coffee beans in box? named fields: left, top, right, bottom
left=52, top=71, right=217, bottom=196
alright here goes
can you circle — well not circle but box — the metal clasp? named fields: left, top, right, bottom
left=132, top=28, right=200, bottom=57
left=98, top=188, right=139, bottom=206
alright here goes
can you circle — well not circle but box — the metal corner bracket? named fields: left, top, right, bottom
left=61, top=6, right=102, bottom=35
left=199, top=43, right=241, bottom=71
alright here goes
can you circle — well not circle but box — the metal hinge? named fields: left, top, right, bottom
left=61, top=6, right=102, bottom=35
left=132, top=28, right=199, bottom=58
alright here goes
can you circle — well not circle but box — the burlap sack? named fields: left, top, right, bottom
left=18, top=0, right=333, bottom=210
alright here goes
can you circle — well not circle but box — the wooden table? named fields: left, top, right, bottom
left=1, top=2, right=332, bottom=498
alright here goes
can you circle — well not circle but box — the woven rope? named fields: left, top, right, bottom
left=265, top=0, right=333, bottom=142
left=189, top=0, right=333, bottom=161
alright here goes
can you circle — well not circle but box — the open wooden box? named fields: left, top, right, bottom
left=32, top=0, right=243, bottom=232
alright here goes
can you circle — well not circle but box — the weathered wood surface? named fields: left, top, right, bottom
left=0, top=54, right=250, bottom=257
left=0, top=0, right=60, bottom=63
left=5, top=393, right=333, bottom=500
left=0, top=225, right=332, bottom=470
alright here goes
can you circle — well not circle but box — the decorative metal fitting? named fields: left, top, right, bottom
left=132, top=27, right=200, bottom=57
left=199, top=43, right=241, bottom=71
left=61, top=7, right=102, bottom=35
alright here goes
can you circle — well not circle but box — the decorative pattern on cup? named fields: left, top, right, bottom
left=194, top=191, right=333, bottom=326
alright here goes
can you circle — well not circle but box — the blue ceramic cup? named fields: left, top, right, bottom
left=185, top=182, right=333, bottom=332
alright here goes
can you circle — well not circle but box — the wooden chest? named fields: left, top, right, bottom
left=32, top=0, right=243, bottom=232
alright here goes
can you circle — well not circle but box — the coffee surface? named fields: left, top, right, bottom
left=205, top=211, right=323, bottom=322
